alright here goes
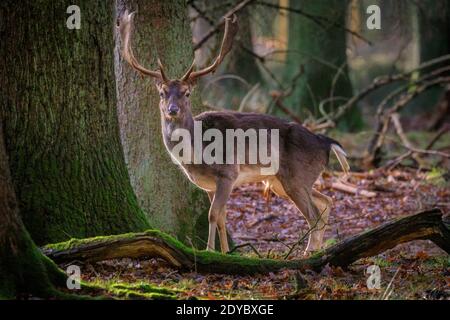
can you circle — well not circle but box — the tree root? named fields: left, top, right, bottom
left=42, top=209, right=450, bottom=275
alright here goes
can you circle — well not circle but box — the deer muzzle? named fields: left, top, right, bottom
left=168, top=104, right=179, bottom=116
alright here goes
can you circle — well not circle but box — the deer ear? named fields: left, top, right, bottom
left=186, top=78, right=197, bottom=88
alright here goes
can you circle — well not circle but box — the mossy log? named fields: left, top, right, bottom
left=42, top=209, right=450, bottom=275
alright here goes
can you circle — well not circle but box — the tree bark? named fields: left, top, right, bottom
left=282, top=0, right=362, bottom=130
left=43, top=208, right=450, bottom=275
left=417, top=0, right=450, bottom=70
left=0, top=0, right=149, bottom=245
left=0, top=122, right=67, bottom=299
left=415, top=0, right=450, bottom=113
left=223, top=8, right=263, bottom=107
left=114, top=0, right=210, bottom=247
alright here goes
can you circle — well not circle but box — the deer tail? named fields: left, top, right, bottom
left=331, top=144, right=350, bottom=174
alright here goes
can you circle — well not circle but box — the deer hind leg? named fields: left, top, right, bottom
left=207, top=191, right=215, bottom=203
left=311, top=189, right=333, bottom=248
left=268, top=178, right=289, bottom=199
left=282, top=184, right=327, bottom=254
left=207, top=179, right=233, bottom=253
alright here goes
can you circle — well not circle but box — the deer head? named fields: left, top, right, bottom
left=118, top=10, right=238, bottom=120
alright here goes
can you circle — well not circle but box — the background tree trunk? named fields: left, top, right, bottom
left=418, top=0, right=450, bottom=65
left=0, top=0, right=149, bottom=245
left=222, top=8, right=263, bottom=109
left=415, top=0, right=450, bottom=116
left=283, top=0, right=362, bottom=130
left=115, top=0, right=210, bottom=246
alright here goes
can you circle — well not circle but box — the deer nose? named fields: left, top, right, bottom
left=168, top=104, right=179, bottom=116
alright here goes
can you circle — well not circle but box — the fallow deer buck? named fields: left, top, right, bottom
left=118, top=11, right=350, bottom=255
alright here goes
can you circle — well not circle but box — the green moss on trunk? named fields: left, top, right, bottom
left=0, top=0, right=150, bottom=245
left=0, top=120, right=67, bottom=299
left=0, top=227, right=67, bottom=299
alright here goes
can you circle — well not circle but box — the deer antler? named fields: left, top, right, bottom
left=181, top=15, right=238, bottom=82
left=118, top=10, right=168, bottom=82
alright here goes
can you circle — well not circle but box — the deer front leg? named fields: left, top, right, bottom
left=311, top=189, right=332, bottom=249
left=207, top=179, right=233, bottom=252
left=217, top=206, right=230, bottom=253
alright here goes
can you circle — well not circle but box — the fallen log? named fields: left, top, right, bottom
left=42, top=209, right=449, bottom=275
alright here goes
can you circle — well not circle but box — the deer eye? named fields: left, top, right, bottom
left=159, top=92, right=165, bottom=99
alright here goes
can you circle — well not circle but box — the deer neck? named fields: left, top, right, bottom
left=160, top=108, right=195, bottom=152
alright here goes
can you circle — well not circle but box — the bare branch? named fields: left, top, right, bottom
left=192, top=0, right=255, bottom=51
left=330, top=55, right=450, bottom=123
left=364, top=76, right=450, bottom=167
left=391, top=114, right=450, bottom=159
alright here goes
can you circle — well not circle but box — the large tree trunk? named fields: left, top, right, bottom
left=282, top=0, right=362, bottom=130
left=114, top=0, right=210, bottom=246
left=0, top=0, right=149, bottom=245
left=0, top=122, right=66, bottom=299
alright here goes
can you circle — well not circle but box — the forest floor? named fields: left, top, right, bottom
left=72, top=167, right=450, bottom=300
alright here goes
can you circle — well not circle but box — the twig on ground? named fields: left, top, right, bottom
left=320, top=179, right=377, bottom=198
left=248, top=213, right=278, bottom=228
left=283, top=205, right=329, bottom=259
left=227, top=242, right=263, bottom=258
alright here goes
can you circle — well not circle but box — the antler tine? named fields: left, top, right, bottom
left=157, top=58, right=169, bottom=83
left=180, top=60, right=195, bottom=82
left=118, top=10, right=162, bottom=79
left=184, top=15, right=238, bottom=82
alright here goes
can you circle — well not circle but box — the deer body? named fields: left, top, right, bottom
left=162, top=110, right=331, bottom=193
left=161, top=107, right=345, bottom=253
left=118, top=11, right=350, bottom=255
